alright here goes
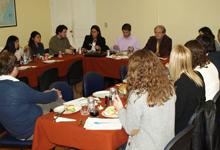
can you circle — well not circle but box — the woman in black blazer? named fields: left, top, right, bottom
left=169, top=45, right=206, bottom=135
left=82, top=25, right=109, bottom=52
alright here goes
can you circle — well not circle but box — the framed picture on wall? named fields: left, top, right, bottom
left=0, top=0, right=17, bottom=28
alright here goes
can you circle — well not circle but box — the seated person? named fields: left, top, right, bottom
left=145, top=25, right=172, bottom=57
left=185, top=39, right=219, bottom=101
left=0, top=52, right=62, bottom=139
left=2, top=35, right=22, bottom=61
left=49, top=24, right=74, bottom=54
left=198, top=26, right=220, bottom=51
left=25, top=31, right=45, bottom=57
left=82, top=25, right=109, bottom=53
left=113, top=23, right=140, bottom=51
left=205, top=31, right=220, bottom=79
left=169, top=45, right=205, bottom=134
left=113, top=49, right=176, bottom=150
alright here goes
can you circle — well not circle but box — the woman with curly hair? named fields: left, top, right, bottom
left=113, top=49, right=176, bottom=150
left=169, top=45, right=205, bottom=134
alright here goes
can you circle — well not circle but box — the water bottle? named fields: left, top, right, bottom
left=88, top=97, right=95, bottom=112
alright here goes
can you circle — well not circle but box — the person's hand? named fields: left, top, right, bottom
left=113, top=45, right=119, bottom=50
left=95, top=45, right=101, bottom=51
left=46, top=88, right=63, bottom=99
left=81, top=48, right=87, bottom=53
left=23, top=45, right=30, bottom=53
left=113, top=95, right=123, bottom=111
left=65, top=49, right=73, bottom=54
left=130, top=129, right=140, bottom=136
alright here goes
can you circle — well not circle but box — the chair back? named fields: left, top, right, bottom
left=0, top=123, right=32, bottom=147
left=213, top=90, right=220, bottom=123
left=83, top=72, right=104, bottom=97
left=164, top=125, right=194, bottom=150
left=67, top=60, right=83, bottom=86
left=38, top=68, right=58, bottom=91
left=119, top=65, right=127, bottom=81
left=49, top=81, right=73, bottom=101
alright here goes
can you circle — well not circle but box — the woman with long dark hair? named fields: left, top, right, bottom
left=82, top=25, right=109, bottom=52
left=2, top=35, right=22, bottom=60
left=3, top=35, right=19, bottom=54
left=28, top=31, right=45, bottom=56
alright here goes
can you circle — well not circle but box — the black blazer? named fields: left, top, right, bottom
left=145, top=34, right=172, bottom=57
left=175, top=72, right=206, bottom=135
left=82, top=35, right=109, bottom=52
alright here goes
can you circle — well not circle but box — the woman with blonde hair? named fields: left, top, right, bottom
left=113, top=49, right=176, bottom=150
left=169, top=45, right=205, bottom=134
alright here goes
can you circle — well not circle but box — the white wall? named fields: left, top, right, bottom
left=96, top=0, right=220, bottom=48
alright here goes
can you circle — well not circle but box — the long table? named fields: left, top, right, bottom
left=32, top=99, right=128, bottom=150
left=18, top=54, right=83, bottom=87
left=18, top=55, right=129, bottom=87
left=18, top=55, right=168, bottom=88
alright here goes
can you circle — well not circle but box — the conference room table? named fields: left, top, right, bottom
left=18, top=55, right=130, bottom=88
left=18, top=54, right=168, bottom=88
left=18, top=54, right=83, bottom=87
left=32, top=97, right=128, bottom=150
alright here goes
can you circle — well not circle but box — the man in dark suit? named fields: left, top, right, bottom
left=145, top=25, right=172, bottom=57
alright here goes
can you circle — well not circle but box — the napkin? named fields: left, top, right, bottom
left=55, top=117, right=76, bottom=123
left=84, top=118, right=122, bottom=130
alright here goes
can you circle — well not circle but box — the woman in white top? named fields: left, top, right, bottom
left=113, top=49, right=176, bottom=150
left=185, top=40, right=219, bottom=100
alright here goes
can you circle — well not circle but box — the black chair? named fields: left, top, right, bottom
left=17, top=77, right=29, bottom=85
left=49, top=81, right=74, bottom=101
left=213, top=90, right=220, bottom=123
left=164, top=125, right=194, bottom=150
left=67, top=60, right=83, bottom=86
left=119, top=65, right=128, bottom=81
left=0, top=124, right=32, bottom=149
left=38, top=68, right=59, bottom=91
left=83, top=72, right=104, bottom=97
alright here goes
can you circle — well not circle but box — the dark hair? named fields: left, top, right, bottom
left=199, top=26, right=215, bottom=39
left=28, top=31, right=41, bottom=50
left=196, top=34, right=216, bottom=52
left=122, top=23, right=131, bottom=31
left=56, top=25, right=68, bottom=35
left=3, top=35, right=19, bottom=54
left=0, top=51, right=17, bottom=75
left=90, top=25, right=102, bottom=37
left=185, top=40, right=209, bottom=68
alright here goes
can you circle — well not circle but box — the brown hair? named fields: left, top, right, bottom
left=0, top=51, right=17, bottom=75
left=127, top=49, right=174, bottom=107
left=185, top=40, right=209, bottom=68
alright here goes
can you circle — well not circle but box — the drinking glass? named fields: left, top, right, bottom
left=80, top=102, right=89, bottom=115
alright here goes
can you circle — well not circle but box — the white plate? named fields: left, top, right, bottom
left=18, top=66, right=37, bottom=70
left=92, top=90, right=110, bottom=98
left=18, top=66, right=31, bottom=70
left=43, top=60, right=56, bottom=64
left=101, top=111, right=118, bottom=118
left=53, top=105, right=81, bottom=114
left=63, top=97, right=88, bottom=106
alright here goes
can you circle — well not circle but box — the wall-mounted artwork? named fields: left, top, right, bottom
left=0, top=0, right=17, bottom=28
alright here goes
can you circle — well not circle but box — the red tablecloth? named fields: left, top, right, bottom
left=83, top=57, right=128, bottom=79
left=18, top=54, right=83, bottom=87
left=32, top=109, right=128, bottom=150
